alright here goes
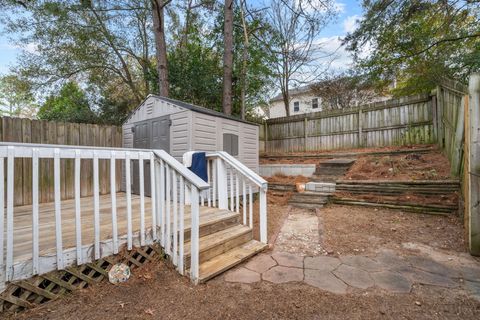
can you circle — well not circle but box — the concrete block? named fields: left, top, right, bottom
left=259, top=164, right=316, bottom=177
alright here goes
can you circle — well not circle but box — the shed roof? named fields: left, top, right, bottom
left=124, top=94, right=259, bottom=126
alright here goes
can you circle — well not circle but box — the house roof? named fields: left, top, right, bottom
left=270, top=85, right=313, bottom=103
left=124, top=94, right=259, bottom=126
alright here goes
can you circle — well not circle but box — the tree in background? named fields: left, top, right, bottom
left=37, top=82, right=98, bottom=123
left=344, top=0, right=480, bottom=96
left=1, top=0, right=275, bottom=122
left=152, top=0, right=172, bottom=97
left=258, top=0, right=338, bottom=117
left=222, top=0, right=234, bottom=115
left=2, top=0, right=155, bottom=108
left=310, top=71, right=386, bottom=110
left=0, top=74, right=37, bottom=117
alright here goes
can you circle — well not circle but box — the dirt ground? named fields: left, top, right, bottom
left=9, top=262, right=480, bottom=320
left=320, top=205, right=466, bottom=256
left=344, top=150, right=452, bottom=181
left=8, top=202, right=480, bottom=320
left=334, top=191, right=459, bottom=206
left=252, top=191, right=291, bottom=243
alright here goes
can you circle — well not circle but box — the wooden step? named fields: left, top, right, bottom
left=184, top=225, right=252, bottom=266
left=182, top=209, right=241, bottom=242
left=196, top=240, right=268, bottom=283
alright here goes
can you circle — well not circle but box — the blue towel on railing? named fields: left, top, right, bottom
left=189, top=152, right=208, bottom=182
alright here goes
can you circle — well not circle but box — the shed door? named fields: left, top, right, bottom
left=132, top=115, right=170, bottom=196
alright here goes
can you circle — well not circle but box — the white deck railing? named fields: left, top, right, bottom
left=0, top=143, right=211, bottom=291
left=205, top=151, right=268, bottom=243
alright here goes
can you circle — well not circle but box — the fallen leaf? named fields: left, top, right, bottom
left=145, top=308, right=155, bottom=315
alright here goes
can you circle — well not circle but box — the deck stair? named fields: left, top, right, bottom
left=182, top=208, right=267, bottom=282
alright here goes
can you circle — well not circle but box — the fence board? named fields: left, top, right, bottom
left=261, top=94, right=435, bottom=154
left=0, top=117, right=122, bottom=206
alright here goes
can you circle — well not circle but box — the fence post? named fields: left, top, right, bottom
left=451, top=96, right=465, bottom=177
left=264, top=122, right=268, bottom=153
left=436, top=86, right=445, bottom=148
left=431, top=91, right=438, bottom=142
left=358, top=108, right=363, bottom=147
left=304, top=117, right=308, bottom=152
left=468, top=73, right=480, bottom=256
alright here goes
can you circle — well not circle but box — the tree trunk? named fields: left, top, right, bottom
left=239, top=0, right=249, bottom=120
left=282, top=91, right=290, bottom=117
left=222, top=0, right=234, bottom=115
left=152, top=0, right=169, bottom=97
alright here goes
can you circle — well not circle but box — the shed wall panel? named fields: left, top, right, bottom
left=123, top=96, right=260, bottom=178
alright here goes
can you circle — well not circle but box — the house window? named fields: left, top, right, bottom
left=223, top=133, right=239, bottom=156
left=312, top=98, right=319, bottom=109
left=293, top=101, right=300, bottom=112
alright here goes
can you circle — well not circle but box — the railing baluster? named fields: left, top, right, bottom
left=54, top=148, right=64, bottom=269
left=0, top=157, right=4, bottom=285
left=235, top=173, right=240, bottom=213
left=0, top=156, right=6, bottom=291
left=139, top=153, right=145, bottom=246
left=172, top=170, right=178, bottom=265
left=93, top=151, right=100, bottom=259
left=110, top=151, right=118, bottom=255
left=160, top=160, right=165, bottom=247
left=216, top=159, right=227, bottom=209
left=242, top=179, right=246, bottom=225
left=125, top=152, right=133, bottom=250
left=32, top=149, right=39, bottom=274
left=75, top=151, right=83, bottom=263
left=165, top=164, right=171, bottom=255
left=178, top=176, right=185, bottom=274
left=259, top=188, right=267, bottom=243
left=248, top=185, right=253, bottom=229
left=212, top=159, right=217, bottom=207
left=229, top=168, right=234, bottom=211
left=190, top=186, right=200, bottom=283
left=6, top=147, right=14, bottom=280
left=150, top=153, right=157, bottom=241
left=207, top=160, right=211, bottom=207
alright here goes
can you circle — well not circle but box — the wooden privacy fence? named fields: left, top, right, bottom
left=433, top=80, right=468, bottom=177
left=0, top=117, right=122, bottom=206
left=261, top=94, right=435, bottom=154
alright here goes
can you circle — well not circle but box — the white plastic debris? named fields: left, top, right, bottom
left=108, top=263, right=131, bottom=284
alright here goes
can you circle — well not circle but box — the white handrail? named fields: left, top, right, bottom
left=153, top=150, right=209, bottom=191
left=0, top=142, right=209, bottom=192
left=0, top=142, right=207, bottom=289
left=207, top=151, right=267, bottom=190
left=205, top=151, right=268, bottom=244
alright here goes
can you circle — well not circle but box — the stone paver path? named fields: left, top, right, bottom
left=273, top=208, right=324, bottom=255
left=223, top=207, right=480, bottom=301
left=224, top=249, right=480, bottom=300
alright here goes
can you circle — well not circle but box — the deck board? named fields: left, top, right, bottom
left=7, top=192, right=214, bottom=263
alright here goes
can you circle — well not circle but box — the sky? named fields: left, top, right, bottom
left=0, top=0, right=364, bottom=76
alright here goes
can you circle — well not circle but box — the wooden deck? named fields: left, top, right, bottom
left=9, top=192, right=222, bottom=264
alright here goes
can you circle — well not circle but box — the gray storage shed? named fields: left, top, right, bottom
left=123, top=95, right=260, bottom=181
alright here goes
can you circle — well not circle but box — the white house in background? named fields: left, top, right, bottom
left=267, top=84, right=391, bottom=119
left=268, top=86, right=322, bottom=118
